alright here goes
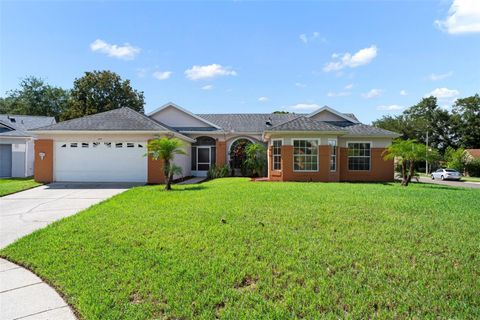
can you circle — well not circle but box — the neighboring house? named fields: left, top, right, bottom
left=465, top=149, right=480, bottom=162
left=0, top=115, right=56, bottom=178
left=30, top=103, right=399, bottom=183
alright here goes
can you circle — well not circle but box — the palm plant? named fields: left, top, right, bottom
left=244, top=143, right=267, bottom=177
left=146, top=137, right=186, bottom=190
left=383, top=139, right=439, bottom=186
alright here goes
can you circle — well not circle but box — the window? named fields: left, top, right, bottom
left=126, top=143, right=134, bottom=148
left=328, top=139, right=337, bottom=172
left=104, top=142, right=112, bottom=148
left=293, top=139, right=318, bottom=171
left=272, top=140, right=282, bottom=170
left=82, top=143, right=89, bottom=148
left=348, top=142, right=371, bottom=171
left=93, top=142, right=100, bottom=148
left=60, top=144, right=67, bottom=148
left=70, top=143, right=78, bottom=148
left=137, top=144, right=143, bottom=148
left=115, top=143, right=123, bottom=148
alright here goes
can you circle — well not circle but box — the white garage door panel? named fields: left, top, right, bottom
left=54, top=142, right=147, bottom=182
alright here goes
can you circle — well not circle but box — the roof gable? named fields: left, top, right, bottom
left=148, top=103, right=221, bottom=129
left=307, top=106, right=359, bottom=123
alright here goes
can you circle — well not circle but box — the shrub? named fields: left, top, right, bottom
left=207, top=165, right=229, bottom=179
left=465, top=159, right=480, bottom=177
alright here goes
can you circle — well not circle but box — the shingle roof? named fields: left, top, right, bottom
left=197, top=113, right=300, bottom=132
left=267, top=116, right=346, bottom=132
left=341, top=123, right=399, bottom=136
left=33, top=107, right=171, bottom=131
left=466, top=149, right=480, bottom=159
left=0, top=114, right=56, bottom=137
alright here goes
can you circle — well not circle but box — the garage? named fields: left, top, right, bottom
left=54, top=141, right=148, bottom=182
left=0, top=144, right=12, bottom=177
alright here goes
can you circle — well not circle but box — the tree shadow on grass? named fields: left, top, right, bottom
left=172, top=185, right=207, bottom=192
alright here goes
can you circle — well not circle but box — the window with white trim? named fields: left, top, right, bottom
left=272, top=140, right=282, bottom=170
left=293, top=139, right=318, bottom=171
left=328, top=139, right=337, bottom=172
left=348, top=142, right=371, bottom=171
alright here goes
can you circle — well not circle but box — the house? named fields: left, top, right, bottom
left=0, top=114, right=56, bottom=178
left=30, top=103, right=399, bottom=183
left=465, top=149, right=480, bottom=161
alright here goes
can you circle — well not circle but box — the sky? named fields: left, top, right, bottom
left=1, top=0, right=479, bottom=124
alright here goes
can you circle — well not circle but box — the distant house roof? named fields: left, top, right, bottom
left=0, top=114, right=56, bottom=137
left=466, top=149, right=480, bottom=159
left=33, top=107, right=172, bottom=132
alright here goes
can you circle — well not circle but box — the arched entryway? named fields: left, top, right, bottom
left=191, top=136, right=216, bottom=177
left=229, top=138, right=253, bottom=176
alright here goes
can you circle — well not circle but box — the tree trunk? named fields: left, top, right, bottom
left=164, top=160, right=171, bottom=191
left=405, top=161, right=415, bottom=187
left=401, top=160, right=408, bottom=186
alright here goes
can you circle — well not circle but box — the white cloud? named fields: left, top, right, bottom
left=323, top=45, right=378, bottom=72
left=258, top=96, right=269, bottom=102
left=400, top=90, right=408, bottom=96
left=184, top=64, right=237, bottom=80
left=344, top=83, right=354, bottom=90
left=299, top=31, right=324, bottom=44
left=287, top=103, right=322, bottom=111
left=327, top=91, right=351, bottom=97
left=377, top=104, right=405, bottom=111
left=201, top=85, right=214, bottom=90
left=434, top=0, right=480, bottom=34
left=428, top=71, right=453, bottom=81
left=90, top=39, right=140, bottom=60
left=295, top=82, right=307, bottom=88
left=136, top=68, right=147, bottom=78
left=152, top=71, right=172, bottom=80
left=361, top=88, right=381, bottom=99
left=427, top=87, right=460, bottom=99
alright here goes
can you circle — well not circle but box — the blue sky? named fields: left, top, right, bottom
left=1, top=0, right=479, bottom=123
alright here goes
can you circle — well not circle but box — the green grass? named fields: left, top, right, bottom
left=0, top=177, right=41, bottom=196
left=1, top=179, right=479, bottom=319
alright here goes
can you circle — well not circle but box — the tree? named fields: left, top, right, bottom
left=244, top=143, right=267, bottom=177
left=444, top=147, right=467, bottom=173
left=146, top=137, right=186, bottom=190
left=451, top=94, right=480, bottom=149
left=0, top=76, right=70, bottom=120
left=64, top=70, right=144, bottom=120
left=383, top=139, right=439, bottom=186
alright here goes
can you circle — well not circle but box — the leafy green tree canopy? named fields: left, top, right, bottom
left=64, top=70, right=144, bottom=120
left=451, top=94, right=480, bottom=149
left=0, top=76, right=70, bottom=120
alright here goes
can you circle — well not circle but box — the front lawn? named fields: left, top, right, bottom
left=1, top=179, right=479, bottom=318
left=0, top=178, right=41, bottom=196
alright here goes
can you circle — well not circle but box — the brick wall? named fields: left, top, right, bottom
left=215, top=140, right=227, bottom=166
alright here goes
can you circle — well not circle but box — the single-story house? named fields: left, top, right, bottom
left=465, top=149, right=480, bottom=161
left=0, top=114, right=56, bottom=178
left=30, top=103, right=400, bottom=183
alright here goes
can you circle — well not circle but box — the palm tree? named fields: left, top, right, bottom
left=383, top=139, right=438, bottom=186
left=146, top=137, right=186, bottom=190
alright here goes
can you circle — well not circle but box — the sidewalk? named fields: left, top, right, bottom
left=0, top=259, right=76, bottom=319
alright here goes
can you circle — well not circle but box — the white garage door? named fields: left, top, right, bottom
left=54, top=141, right=148, bottom=182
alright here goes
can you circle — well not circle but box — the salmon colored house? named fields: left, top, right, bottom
left=30, top=103, right=399, bottom=183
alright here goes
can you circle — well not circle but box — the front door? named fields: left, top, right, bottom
left=196, top=146, right=210, bottom=176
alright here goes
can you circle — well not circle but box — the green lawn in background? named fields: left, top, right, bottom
left=0, top=178, right=41, bottom=197
left=1, top=178, right=479, bottom=319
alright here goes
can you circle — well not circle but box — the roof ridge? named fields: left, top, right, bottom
left=268, top=115, right=306, bottom=129
left=0, top=114, right=56, bottom=118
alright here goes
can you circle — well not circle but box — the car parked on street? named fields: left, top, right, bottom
left=431, top=168, right=462, bottom=181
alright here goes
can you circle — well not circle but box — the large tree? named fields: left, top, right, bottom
left=64, top=70, right=145, bottom=120
left=0, top=76, right=70, bottom=120
left=451, top=94, right=480, bottom=149
left=373, top=96, right=455, bottom=153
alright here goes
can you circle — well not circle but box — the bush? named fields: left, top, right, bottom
left=466, top=159, right=480, bottom=177
left=207, top=165, right=229, bottom=179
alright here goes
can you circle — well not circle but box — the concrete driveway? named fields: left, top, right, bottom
left=0, top=182, right=139, bottom=248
